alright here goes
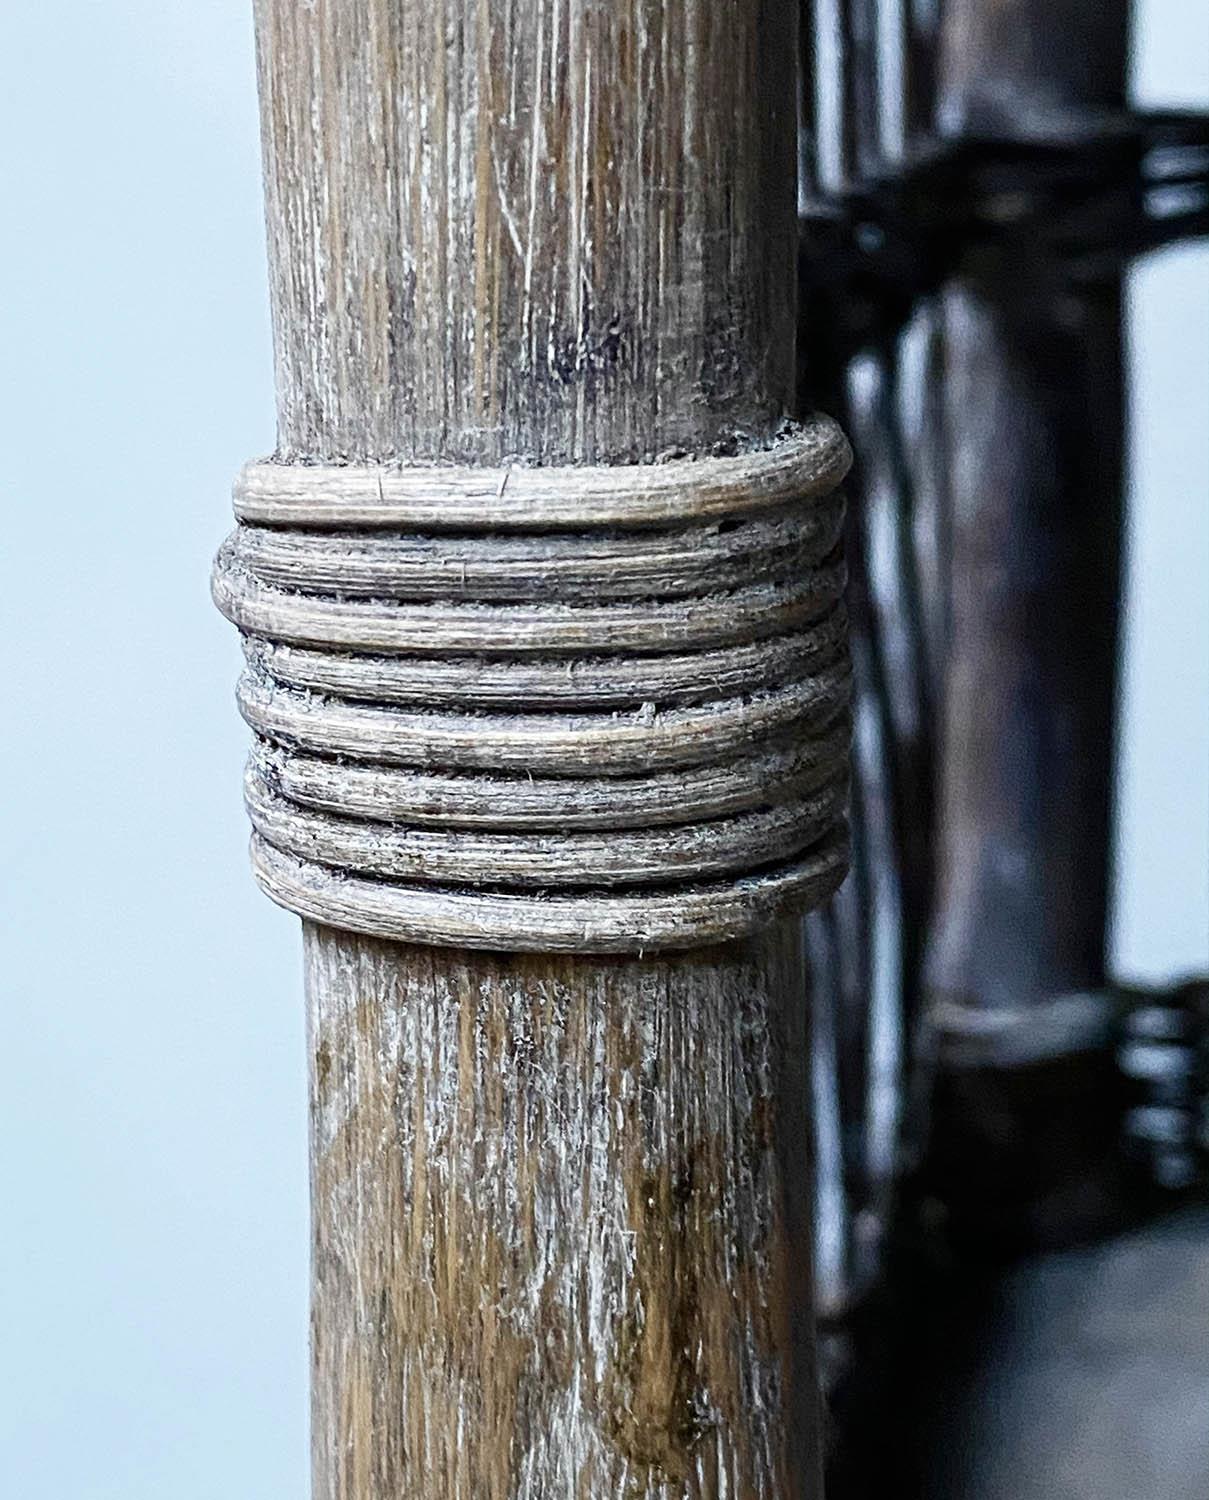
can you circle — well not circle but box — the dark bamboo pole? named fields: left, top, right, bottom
left=938, top=0, right=1129, bottom=139
left=926, top=0, right=1132, bottom=1244
left=248, top=2, right=823, bottom=1494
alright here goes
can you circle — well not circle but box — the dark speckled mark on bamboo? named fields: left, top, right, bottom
left=253, top=0, right=798, bottom=467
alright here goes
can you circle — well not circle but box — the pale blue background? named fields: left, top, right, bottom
left=0, top=3, right=1204, bottom=1495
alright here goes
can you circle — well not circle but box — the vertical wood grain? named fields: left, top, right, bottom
left=253, top=0, right=798, bottom=466
left=248, top=0, right=820, bottom=1492
left=306, top=926, right=818, bottom=1499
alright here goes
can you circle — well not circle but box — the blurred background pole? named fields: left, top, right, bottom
left=926, top=0, right=1133, bottom=1245
left=248, top=1, right=823, bottom=1495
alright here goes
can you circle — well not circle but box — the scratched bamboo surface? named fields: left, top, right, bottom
left=248, top=0, right=821, bottom=1493
left=253, top=0, right=797, bottom=466
left=307, top=926, right=818, bottom=1499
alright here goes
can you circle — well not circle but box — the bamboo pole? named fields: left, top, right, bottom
left=926, top=0, right=1132, bottom=1245
left=240, top=2, right=830, bottom=1493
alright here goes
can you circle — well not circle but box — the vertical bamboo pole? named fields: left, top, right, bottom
left=246, top=3, right=825, bottom=1494
left=927, top=0, right=1132, bottom=1244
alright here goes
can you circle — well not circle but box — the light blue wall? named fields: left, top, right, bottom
left=1, top=4, right=307, bottom=1495
left=0, top=3, right=1203, bottom=1495
left=1114, top=0, right=1209, bottom=981
left=1117, top=244, right=1209, bottom=983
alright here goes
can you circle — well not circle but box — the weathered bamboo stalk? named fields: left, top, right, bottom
left=244, top=2, right=827, bottom=1493
left=926, top=0, right=1131, bottom=1244
left=305, top=930, right=818, bottom=1497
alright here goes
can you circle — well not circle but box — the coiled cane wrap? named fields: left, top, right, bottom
left=213, top=415, right=853, bottom=952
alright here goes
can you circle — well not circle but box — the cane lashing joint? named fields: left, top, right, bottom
left=213, top=415, right=853, bottom=952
